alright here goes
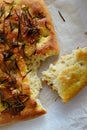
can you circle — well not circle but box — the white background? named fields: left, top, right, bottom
left=1, top=0, right=87, bottom=130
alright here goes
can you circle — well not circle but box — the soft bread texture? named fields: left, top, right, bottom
left=42, top=47, right=87, bottom=102
left=28, top=71, right=42, bottom=98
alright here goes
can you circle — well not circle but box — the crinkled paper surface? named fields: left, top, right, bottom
left=1, top=0, right=87, bottom=130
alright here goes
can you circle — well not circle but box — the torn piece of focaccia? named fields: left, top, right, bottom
left=42, top=47, right=87, bottom=102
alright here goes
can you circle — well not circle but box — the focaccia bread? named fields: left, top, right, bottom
left=0, top=0, right=58, bottom=125
left=0, top=0, right=59, bottom=61
left=0, top=48, right=46, bottom=125
left=42, top=47, right=87, bottom=102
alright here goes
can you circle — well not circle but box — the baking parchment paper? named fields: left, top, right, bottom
left=1, top=0, right=87, bottom=130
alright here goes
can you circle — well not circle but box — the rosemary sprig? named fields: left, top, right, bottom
left=17, top=21, right=21, bottom=40
left=3, top=51, right=13, bottom=61
left=0, top=31, right=6, bottom=43
left=45, top=22, right=50, bottom=31
left=15, top=9, right=19, bottom=18
left=0, top=78, right=8, bottom=86
left=27, top=27, right=40, bottom=37
left=0, top=5, right=5, bottom=18
left=0, top=62, right=10, bottom=75
left=22, top=69, right=32, bottom=80
left=58, top=10, right=65, bottom=22
left=2, top=97, right=24, bottom=115
left=0, top=89, right=4, bottom=99
left=3, top=9, right=6, bottom=34
left=9, top=21, right=15, bottom=32
left=33, top=12, right=45, bottom=19
left=22, top=6, right=32, bottom=19
left=26, top=7, right=32, bottom=19
left=2, top=94, right=29, bottom=115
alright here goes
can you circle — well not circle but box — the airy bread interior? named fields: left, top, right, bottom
left=42, top=47, right=87, bottom=102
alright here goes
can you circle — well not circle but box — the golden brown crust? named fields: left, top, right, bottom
left=19, top=0, right=59, bottom=56
left=0, top=99, right=46, bottom=126
left=0, top=0, right=59, bottom=59
left=0, top=99, right=46, bottom=125
left=0, top=71, right=46, bottom=125
left=0, top=52, right=46, bottom=125
left=42, top=47, right=87, bottom=102
left=0, top=0, right=60, bottom=125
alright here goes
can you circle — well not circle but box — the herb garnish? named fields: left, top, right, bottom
left=22, top=6, right=32, bottom=20
left=3, top=51, right=13, bottom=61
left=0, top=3, right=48, bottom=116
left=22, top=69, right=32, bottom=80
left=25, top=7, right=32, bottom=19
left=58, top=10, right=65, bottom=22
left=45, top=22, right=50, bottom=31
left=34, top=12, right=45, bottom=19
left=0, top=89, right=4, bottom=102
left=27, top=27, right=40, bottom=37
left=2, top=94, right=29, bottom=115
left=0, top=31, right=6, bottom=43
left=9, top=22, right=15, bottom=32
left=0, top=88, right=29, bottom=115
left=17, top=21, right=21, bottom=40
left=0, top=5, right=5, bottom=18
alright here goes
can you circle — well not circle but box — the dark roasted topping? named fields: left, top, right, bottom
left=45, top=21, right=50, bottom=31
left=0, top=89, right=4, bottom=104
left=2, top=94, right=29, bottom=115
left=0, top=77, right=8, bottom=85
left=0, top=32, right=6, bottom=43
left=3, top=51, right=13, bottom=61
left=34, top=12, right=45, bottom=19
left=0, top=74, right=16, bottom=88
left=0, top=88, right=29, bottom=115
left=0, top=5, right=5, bottom=18
left=0, top=3, right=47, bottom=49
left=0, top=3, right=48, bottom=115
left=7, top=59, right=19, bottom=71
left=17, top=21, right=21, bottom=40
left=22, top=69, right=32, bottom=79
left=27, top=27, right=40, bottom=37
left=9, top=22, right=15, bottom=32
left=22, top=6, right=32, bottom=20
left=0, top=62, right=10, bottom=75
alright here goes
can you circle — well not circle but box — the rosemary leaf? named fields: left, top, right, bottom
left=0, top=32, right=6, bottom=43
left=34, top=12, right=45, bottom=19
left=17, top=21, right=21, bottom=40
left=0, top=5, right=5, bottom=18
left=58, top=10, right=65, bottom=22
left=22, top=69, right=32, bottom=79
